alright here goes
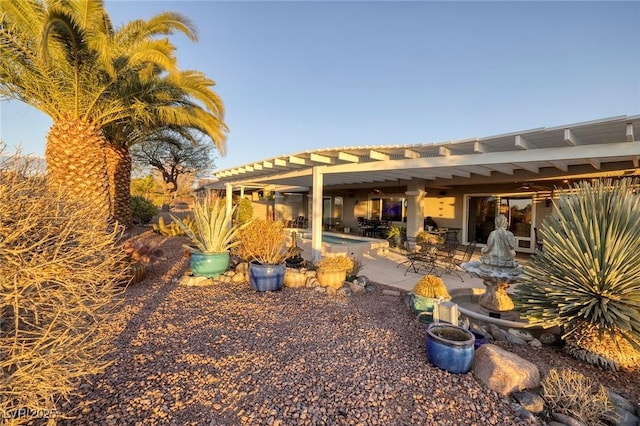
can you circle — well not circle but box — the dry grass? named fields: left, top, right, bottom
left=541, top=368, right=615, bottom=425
left=0, top=147, right=126, bottom=424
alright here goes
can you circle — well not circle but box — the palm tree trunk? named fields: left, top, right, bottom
left=105, top=143, right=133, bottom=228
left=45, top=116, right=112, bottom=225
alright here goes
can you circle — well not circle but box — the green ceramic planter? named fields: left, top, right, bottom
left=190, top=251, right=230, bottom=278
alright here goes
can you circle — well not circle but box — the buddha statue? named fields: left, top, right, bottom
left=480, top=215, right=519, bottom=269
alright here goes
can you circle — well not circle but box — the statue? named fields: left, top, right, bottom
left=461, top=214, right=522, bottom=314
left=480, top=215, right=518, bottom=269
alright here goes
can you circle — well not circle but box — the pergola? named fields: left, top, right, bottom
left=208, top=115, right=640, bottom=260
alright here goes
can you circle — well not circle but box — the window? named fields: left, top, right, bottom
left=369, top=195, right=405, bottom=222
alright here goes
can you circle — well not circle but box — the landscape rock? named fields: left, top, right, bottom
left=236, top=262, right=249, bottom=274
left=505, top=333, right=528, bottom=345
left=529, top=338, right=542, bottom=348
left=539, top=331, right=562, bottom=346
left=231, top=272, right=246, bottom=283
left=512, top=391, right=545, bottom=414
left=605, top=407, right=639, bottom=426
left=472, top=344, right=540, bottom=395
left=552, top=412, right=587, bottom=426
left=486, top=324, right=508, bottom=342
left=508, top=328, right=534, bottom=342
left=607, top=389, right=637, bottom=414
left=179, top=275, right=213, bottom=287
left=348, top=281, right=366, bottom=294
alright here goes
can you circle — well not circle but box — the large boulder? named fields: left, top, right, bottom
left=472, top=344, right=540, bottom=395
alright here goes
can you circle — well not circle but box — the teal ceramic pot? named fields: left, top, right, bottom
left=426, top=323, right=475, bottom=374
left=190, top=251, right=230, bottom=278
left=410, top=293, right=437, bottom=324
left=249, top=262, right=285, bottom=291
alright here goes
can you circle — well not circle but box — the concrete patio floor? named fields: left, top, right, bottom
left=358, top=248, right=486, bottom=293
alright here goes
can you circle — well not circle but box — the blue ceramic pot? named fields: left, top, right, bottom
left=190, top=251, right=230, bottom=278
left=471, top=330, right=489, bottom=350
left=426, top=323, right=475, bottom=374
left=249, top=262, right=285, bottom=291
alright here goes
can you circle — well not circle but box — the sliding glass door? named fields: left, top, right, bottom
left=466, top=194, right=535, bottom=252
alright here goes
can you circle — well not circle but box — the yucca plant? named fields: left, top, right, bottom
left=171, top=197, right=244, bottom=254
left=515, top=178, right=640, bottom=370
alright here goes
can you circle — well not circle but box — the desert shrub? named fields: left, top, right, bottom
left=131, top=195, right=158, bottom=223
left=236, top=197, right=253, bottom=224
left=515, top=178, right=640, bottom=370
left=541, top=368, right=614, bottom=425
left=0, top=148, right=126, bottom=423
left=316, top=254, right=354, bottom=272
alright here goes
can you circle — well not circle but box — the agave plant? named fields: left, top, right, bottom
left=171, top=197, right=243, bottom=254
left=515, top=178, right=640, bottom=369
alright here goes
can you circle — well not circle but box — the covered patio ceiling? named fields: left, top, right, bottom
left=211, top=115, right=640, bottom=192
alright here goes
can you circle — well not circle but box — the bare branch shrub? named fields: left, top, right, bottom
left=541, top=368, right=615, bottom=425
left=0, top=146, right=126, bottom=424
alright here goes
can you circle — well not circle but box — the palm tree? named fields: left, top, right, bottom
left=103, top=70, right=227, bottom=226
left=0, top=0, right=212, bottom=224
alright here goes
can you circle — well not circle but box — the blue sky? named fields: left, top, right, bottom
left=1, top=1, right=639, bottom=172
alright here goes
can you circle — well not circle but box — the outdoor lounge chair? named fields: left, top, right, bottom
left=435, top=242, right=477, bottom=282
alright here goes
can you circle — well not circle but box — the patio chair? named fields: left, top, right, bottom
left=398, top=237, right=437, bottom=276
left=435, top=242, right=477, bottom=282
left=534, top=227, right=543, bottom=251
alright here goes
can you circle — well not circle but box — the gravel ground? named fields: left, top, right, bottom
left=59, top=229, right=640, bottom=425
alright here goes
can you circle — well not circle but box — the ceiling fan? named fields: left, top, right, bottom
left=509, top=182, right=552, bottom=192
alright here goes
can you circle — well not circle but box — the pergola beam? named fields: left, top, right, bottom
left=310, top=153, right=333, bottom=164
left=564, top=128, right=579, bottom=145
left=338, top=151, right=360, bottom=163
left=369, top=149, right=390, bottom=161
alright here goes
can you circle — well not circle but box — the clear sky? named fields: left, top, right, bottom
left=1, top=1, right=639, bottom=172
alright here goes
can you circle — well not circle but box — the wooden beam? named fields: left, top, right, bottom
left=586, top=158, right=601, bottom=170
left=513, top=162, right=539, bottom=173
left=486, top=163, right=514, bottom=175
left=627, top=123, right=635, bottom=142
left=515, top=135, right=529, bottom=150
left=458, top=165, right=492, bottom=177
left=404, top=148, right=421, bottom=159
left=547, top=160, right=568, bottom=172
left=253, top=163, right=263, bottom=170
left=289, top=155, right=306, bottom=165
left=369, top=149, right=390, bottom=161
left=449, top=168, right=471, bottom=178
left=564, top=128, right=579, bottom=145
left=310, top=153, right=333, bottom=164
left=338, top=151, right=359, bottom=163
left=438, top=146, right=451, bottom=156
left=473, top=141, right=486, bottom=153
left=263, top=161, right=273, bottom=169
left=274, top=158, right=287, bottom=167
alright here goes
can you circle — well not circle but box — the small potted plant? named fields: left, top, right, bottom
left=410, top=275, right=451, bottom=323
left=346, top=256, right=365, bottom=281
left=233, top=218, right=291, bottom=291
left=315, top=254, right=354, bottom=289
left=416, top=231, right=444, bottom=254
left=386, top=225, right=403, bottom=248
left=121, top=240, right=164, bottom=285
left=172, top=197, right=243, bottom=278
